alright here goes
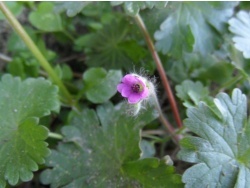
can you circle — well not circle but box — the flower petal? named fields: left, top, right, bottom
left=128, top=93, right=141, bottom=104
left=121, top=86, right=132, bottom=97
left=122, top=74, right=138, bottom=85
left=118, top=74, right=149, bottom=103
left=117, top=83, right=124, bottom=93
left=140, top=86, right=149, bottom=99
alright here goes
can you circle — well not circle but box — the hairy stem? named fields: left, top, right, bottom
left=0, top=2, right=75, bottom=106
left=134, top=14, right=182, bottom=128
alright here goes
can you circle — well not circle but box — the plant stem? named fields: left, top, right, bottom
left=134, top=14, right=182, bottom=128
left=142, top=130, right=166, bottom=135
left=151, top=85, right=180, bottom=144
left=0, top=2, right=75, bottom=106
left=48, top=132, right=63, bottom=140
left=0, top=53, right=12, bottom=62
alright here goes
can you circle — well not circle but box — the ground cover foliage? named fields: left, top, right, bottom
left=0, top=1, right=250, bottom=188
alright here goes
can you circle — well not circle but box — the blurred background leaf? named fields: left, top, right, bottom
left=29, top=2, right=63, bottom=32
left=229, top=11, right=250, bottom=59
left=111, top=1, right=168, bottom=16
left=154, top=2, right=238, bottom=57
left=54, top=1, right=91, bottom=17
left=83, top=68, right=122, bottom=103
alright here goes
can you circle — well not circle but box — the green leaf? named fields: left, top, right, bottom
left=55, top=64, right=73, bottom=81
left=77, top=17, right=140, bottom=70
left=178, top=88, right=250, bottom=187
left=119, top=40, right=148, bottom=63
left=83, top=68, right=122, bottom=104
left=239, top=2, right=250, bottom=10
left=7, top=27, right=37, bottom=53
left=139, top=139, right=156, bottom=159
left=229, top=11, right=250, bottom=58
left=81, top=2, right=113, bottom=18
left=165, top=52, right=235, bottom=85
left=140, top=8, right=170, bottom=37
left=7, top=58, right=26, bottom=79
left=54, top=2, right=91, bottom=17
left=175, top=80, right=212, bottom=108
left=0, top=74, right=60, bottom=187
left=1, top=118, right=48, bottom=186
left=155, top=2, right=237, bottom=57
left=0, top=2, right=23, bottom=20
left=123, top=158, right=183, bottom=188
left=8, top=58, right=39, bottom=79
left=29, top=2, right=63, bottom=32
left=111, top=1, right=168, bottom=16
left=40, top=102, right=182, bottom=187
left=226, top=35, right=250, bottom=79
left=164, top=53, right=201, bottom=84
left=197, top=61, right=235, bottom=85
left=6, top=27, right=57, bottom=62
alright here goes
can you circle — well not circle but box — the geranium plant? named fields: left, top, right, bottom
left=0, top=1, right=249, bottom=188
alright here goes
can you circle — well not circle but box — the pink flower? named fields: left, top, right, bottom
left=117, top=74, right=149, bottom=104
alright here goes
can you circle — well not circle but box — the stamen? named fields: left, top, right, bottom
left=131, top=84, right=142, bottom=93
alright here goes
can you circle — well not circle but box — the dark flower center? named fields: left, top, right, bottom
left=131, top=83, right=142, bottom=93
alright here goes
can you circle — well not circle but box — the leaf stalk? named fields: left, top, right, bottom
left=48, top=132, right=63, bottom=140
left=0, top=2, right=75, bottom=106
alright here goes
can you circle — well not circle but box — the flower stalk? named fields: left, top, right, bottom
left=0, top=2, right=75, bottom=107
left=151, top=90, right=180, bottom=144
left=134, top=14, right=183, bottom=128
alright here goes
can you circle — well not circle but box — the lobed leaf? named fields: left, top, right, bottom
left=229, top=11, right=250, bottom=59
left=123, top=158, right=183, bottom=188
left=54, top=2, right=91, bottom=17
left=111, top=1, right=168, bottom=16
left=75, top=17, right=147, bottom=70
left=0, top=74, right=60, bottom=187
left=40, top=102, right=183, bottom=187
left=165, top=52, right=235, bottom=84
left=175, top=80, right=212, bottom=108
left=139, top=139, right=156, bottom=159
left=55, top=64, right=73, bottom=81
left=29, top=2, right=63, bottom=32
left=155, top=2, right=238, bottom=57
left=178, top=88, right=250, bottom=187
left=83, top=68, right=122, bottom=104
